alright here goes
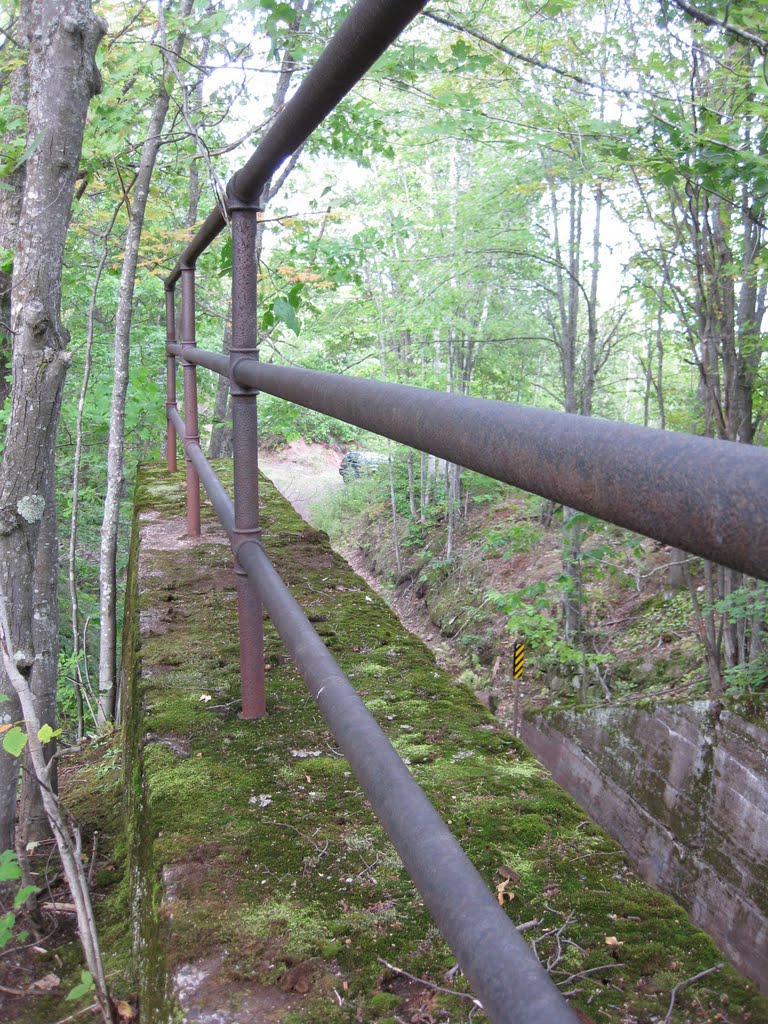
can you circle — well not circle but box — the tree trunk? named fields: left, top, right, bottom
left=0, top=13, right=28, bottom=415
left=208, top=313, right=234, bottom=458
left=388, top=451, right=402, bottom=574
left=97, top=0, right=194, bottom=722
left=0, top=0, right=105, bottom=850
left=407, top=450, right=417, bottom=518
left=208, top=21, right=301, bottom=458
left=69, top=204, right=121, bottom=738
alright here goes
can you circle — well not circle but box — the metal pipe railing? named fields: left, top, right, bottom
left=165, top=0, right=429, bottom=286
left=180, top=267, right=201, bottom=537
left=165, top=411, right=581, bottom=1024
left=171, top=348, right=768, bottom=583
left=229, top=192, right=266, bottom=718
left=164, top=288, right=178, bottom=474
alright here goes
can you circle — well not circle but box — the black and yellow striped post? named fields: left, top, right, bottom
left=512, top=641, right=525, bottom=737
left=513, top=641, right=525, bottom=680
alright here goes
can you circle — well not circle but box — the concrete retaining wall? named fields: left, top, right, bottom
left=522, top=700, right=768, bottom=992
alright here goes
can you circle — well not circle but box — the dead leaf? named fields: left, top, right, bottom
left=0, top=723, right=12, bottom=734
left=31, top=973, right=60, bottom=992
left=496, top=877, right=515, bottom=905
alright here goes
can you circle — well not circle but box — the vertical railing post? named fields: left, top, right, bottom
left=227, top=177, right=265, bottom=719
left=165, top=285, right=178, bottom=474
left=180, top=264, right=201, bottom=536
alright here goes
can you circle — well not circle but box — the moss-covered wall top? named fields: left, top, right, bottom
left=122, top=463, right=768, bottom=1023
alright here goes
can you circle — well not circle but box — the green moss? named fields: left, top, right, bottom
left=368, top=992, right=400, bottom=1013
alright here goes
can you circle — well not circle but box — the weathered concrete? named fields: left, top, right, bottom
left=522, top=700, right=768, bottom=993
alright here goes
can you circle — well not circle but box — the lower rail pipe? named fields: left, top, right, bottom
left=167, top=411, right=580, bottom=1024
left=236, top=539, right=580, bottom=1024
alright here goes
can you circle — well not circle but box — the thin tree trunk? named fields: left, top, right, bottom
left=388, top=451, right=402, bottom=574
left=407, top=450, right=417, bottom=518
left=208, top=19, right=301, bottom=458
left=69, top=203, right=122, bottom=739
left=0, top=593, right=114, bottom=1022
left=208, top=312, right=233, bottom=458
left=97, top=0, right=195, bottom=722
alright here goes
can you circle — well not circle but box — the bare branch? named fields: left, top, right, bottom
left=377, top=958, right=482, bottom=1007
left=664, top=963, right=723, bottom=1023
left=664, top=0, right=768, bottom=53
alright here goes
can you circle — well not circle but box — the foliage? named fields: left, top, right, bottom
left=0, top=846, right=38, bottom=952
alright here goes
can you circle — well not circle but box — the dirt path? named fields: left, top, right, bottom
left=258, top=439, right=343, bottom=526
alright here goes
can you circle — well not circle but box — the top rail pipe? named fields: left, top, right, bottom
left=228, top=360, right=768, bottom=582
left=166, top=0, right=428, bottom=286
left=238, top=539, right=580, bottom=1024
left=167, top=342, right=227, bottom=376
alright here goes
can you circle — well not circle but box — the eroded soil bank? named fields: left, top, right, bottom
left=119, top=464, right=768, bottom=1023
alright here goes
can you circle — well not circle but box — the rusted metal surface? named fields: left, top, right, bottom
left=228, top=195, right=265, bottom=719
left=168, top=408, right=234, bottom=535
left=163, top=414, right=581, bottom=1023
left=180, top=267, right=201, bottom=537
left=165, top=0, right=428, bottom=286
left=229, top=360, right=768, bottom=582
left=237, top=540, right=580, bottom=1024
left=166, top=342, right=228, bottom=376
left=164, top=286, right=178, bottom=474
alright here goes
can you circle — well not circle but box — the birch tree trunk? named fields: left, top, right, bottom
left=0, top=0, right=105, bottom=849
left=97, top=0, right=195, bottom=722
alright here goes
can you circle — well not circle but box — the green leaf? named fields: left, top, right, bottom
left=12, top=128, right=46, bottom=172
left=0, top=849, right=22, bottom=882
left=66, top=970, right=95, bottom=1001
left=272, top=296, right=301, bottom=335
left=13, top=884, right=39, bottom=910
left=0, top=911, right=15, bottom=950
left=37, top=723, right=60, bottom=744
left=0, top=693, right=9, bottom=703
left=2, top=726, right=27, bottom=758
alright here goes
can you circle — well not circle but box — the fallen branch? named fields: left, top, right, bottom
left=664, top=964, right=722, bottom=1023
left=0, top=983, right=26, bottom=996
left=0, top=593, right=114, bottom=1023
left=556, top=962, right=624, bottom=987
left=377, top=957, right=482, bottom=1007
left=51, top=1003, right=99, bottom=1024
left=40, top=901, right=78, bottom=914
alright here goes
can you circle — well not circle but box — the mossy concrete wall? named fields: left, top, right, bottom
left=121, top=465, right=768, bottom=1023
left=522, top=700, right=768, bottom=992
